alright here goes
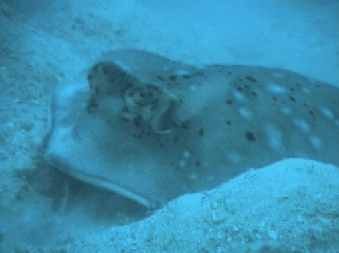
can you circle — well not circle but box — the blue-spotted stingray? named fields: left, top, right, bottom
left=43, top=49, right=339, bottom=209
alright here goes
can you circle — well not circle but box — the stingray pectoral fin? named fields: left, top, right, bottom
left=44, top=117, right=163, bottom=209
left=54, top=159, right=154, bottom=208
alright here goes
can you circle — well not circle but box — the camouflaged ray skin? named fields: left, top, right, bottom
left=44, top=49, right=339, bottom=208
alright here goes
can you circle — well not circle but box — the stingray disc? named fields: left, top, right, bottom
left=43, top=49, right=339, bottom=208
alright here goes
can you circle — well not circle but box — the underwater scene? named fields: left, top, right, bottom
left=0, top=1, right=338, bottom=252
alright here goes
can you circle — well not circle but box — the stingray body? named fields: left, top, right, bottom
left=44, top=49, right=339, bottom=208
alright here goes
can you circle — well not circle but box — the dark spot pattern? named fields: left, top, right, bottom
left=309, top=110, right=316, bottom=119
left=180, top=121, right=191, bottom=129
left=169, top=75, right=178, bottom=81
left=245, top=76, right=257, bottom=82
left=245, top=131, right=256, bottom=142
left=198, top=128, right=205, bottom=137
left=232, top=78, right=259, bottom=99
left=226, top=99, right=233, bottom=105
left=289, top=96, right=296, bottom=103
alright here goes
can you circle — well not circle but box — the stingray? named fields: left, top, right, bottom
left=43, top=49, right=339, bottom=209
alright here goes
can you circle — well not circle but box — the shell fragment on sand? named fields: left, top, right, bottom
left=43, top=49, right=339, bottom=208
